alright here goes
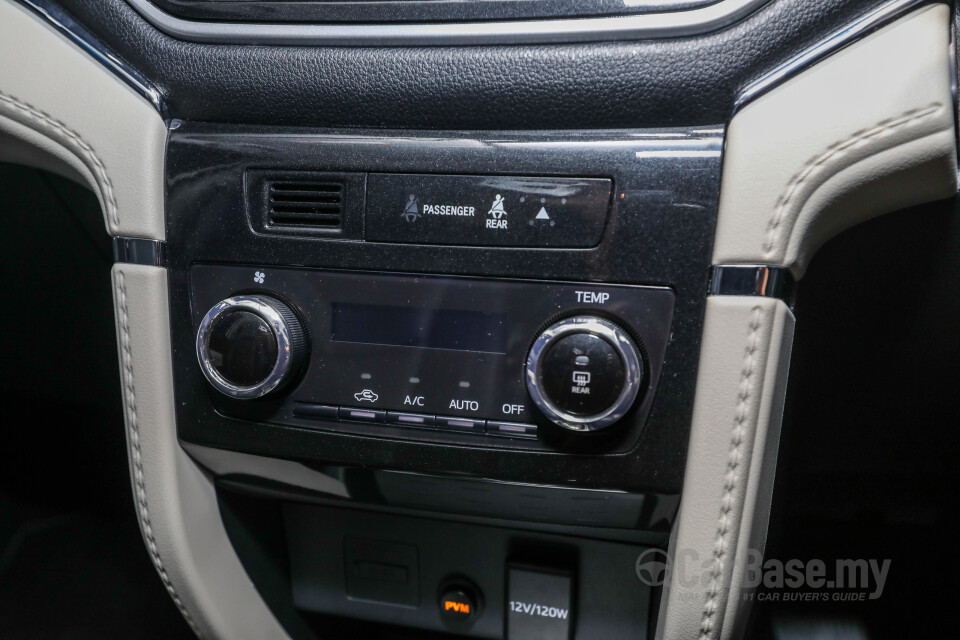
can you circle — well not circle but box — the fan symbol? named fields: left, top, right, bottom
left=253, top=271, right=265, bottom=284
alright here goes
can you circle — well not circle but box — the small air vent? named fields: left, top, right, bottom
left=267, top=180, right=344, bottom=228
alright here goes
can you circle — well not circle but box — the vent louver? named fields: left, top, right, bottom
left=267, top=179, right=344, bottom=228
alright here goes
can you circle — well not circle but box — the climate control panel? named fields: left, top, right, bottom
left=190, top=264, right=674, bottom=450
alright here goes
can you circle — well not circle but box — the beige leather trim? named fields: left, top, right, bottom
left=714, top=3, right=957, bottom=277
left=0, top=0, right=166, bottom=240
left=113, top=264, right=290, bottom=640
left=662, top=6, right=959, bottom=640
left=0, top=120, right=91, bottom=187
left=658, top=297, right=794, bottom=640
left=0, top=3, right=291, bottom=637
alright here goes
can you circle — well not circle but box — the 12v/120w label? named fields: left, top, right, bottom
left=508, top=601, right=570, bottom=619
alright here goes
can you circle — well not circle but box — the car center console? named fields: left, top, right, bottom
left=8, top=0, right=955, bottom=638
left=166, top=123, right=723, bottom=638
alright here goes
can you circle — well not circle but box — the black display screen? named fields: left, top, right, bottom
left=331, top=303, right=508, bottom=353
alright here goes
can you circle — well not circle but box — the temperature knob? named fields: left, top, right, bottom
left=525, top=316, right=643, bottom=432
left=196, top=295, right=308, bottom=399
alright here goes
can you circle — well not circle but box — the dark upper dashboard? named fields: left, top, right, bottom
left=54, top=0, right=883, bottom=129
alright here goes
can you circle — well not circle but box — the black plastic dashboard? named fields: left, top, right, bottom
left=54, top=0, right=885, bottom=129
left=163, top=124, right=725, bottom=637
left=167, top=125, right=723, bottom=496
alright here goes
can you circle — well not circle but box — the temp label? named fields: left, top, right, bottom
left=508, top=601, right=570, bottom=619
left=575, top=290, right=610, bottom=304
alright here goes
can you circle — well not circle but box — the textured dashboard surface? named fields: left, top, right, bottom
left=56, top=0, right=887, bottom=129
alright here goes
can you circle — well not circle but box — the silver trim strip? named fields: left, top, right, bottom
left=525, top=316, right=643, bottom=433
left=735, top=0, right=929, bottom=112
left=14, top=0, right=165, bottom=116
left=123, top=0, right=769, bottom=46
left=113, top=237, right=166, bottom=266
left=709, top=265, right=793, bottom=299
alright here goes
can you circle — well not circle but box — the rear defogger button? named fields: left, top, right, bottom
left=507, top=564, right=574, bottom=640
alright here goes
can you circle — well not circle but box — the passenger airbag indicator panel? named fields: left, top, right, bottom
left=365, top=174, right=612, bottom=247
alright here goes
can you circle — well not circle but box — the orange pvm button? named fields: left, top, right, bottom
left=439, top=585, right=479, bottom=623
left=444, top=600, right=471, bottom=614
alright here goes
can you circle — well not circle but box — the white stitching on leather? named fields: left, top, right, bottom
left=763, top=102, right=943, bottom=255
left=0, top=90, right=119, bottom=229
left=698, top=305, right=763, bottom=639
left=0, top=87, right=195, bottom=634
left=116, top=269, right=204, bottom=639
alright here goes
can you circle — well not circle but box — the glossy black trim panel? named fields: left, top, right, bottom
left=167, top=125, right=723, bottom=494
